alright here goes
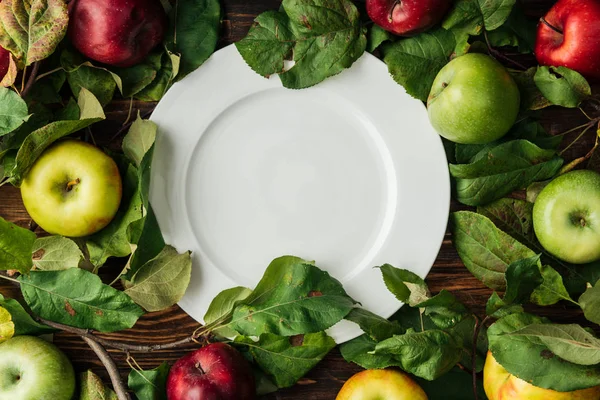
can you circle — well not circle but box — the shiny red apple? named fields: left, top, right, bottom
left=166, top=343, right=256, bottom=400
left=0, top=46, right=9, bottom=81
left=367, top=0, right=451, bottom=36
left=68, top=0, right=167, bottom=67
left=535, top=0, right=600, bottom=80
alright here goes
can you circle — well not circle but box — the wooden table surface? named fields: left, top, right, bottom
left=0, top=0, right=598, bottom=398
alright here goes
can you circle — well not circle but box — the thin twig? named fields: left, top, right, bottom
left=81, top=336, right=131, bottom=400
left=109, top=107, right=156, bottom=142
left=483, top=31, right=528, bottom=71
left=21, top=62, right=40, bottom=98
left=560, top=123, right=596, bottom=156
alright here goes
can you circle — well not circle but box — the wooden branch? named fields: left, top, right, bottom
left=21, top=62, right=40, bottom=98
left=82, top=336, right=132, bottom=400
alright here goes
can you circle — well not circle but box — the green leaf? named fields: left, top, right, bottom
left=379, top=264, right=429, bottom=306
left=128, top=362, right=170, bottom=400
left=135, top=52, right=176, bottom=101
left=499, top=6, right=536, bottom=52
left=382, top=28, right=456, bottom=102
left=0, top=216, right=36, bottom=274
left=442, top=0, right=516, bottom=39
left=237, top=0, right=367, bottom=89
left=418, top=290, right=470, bottom=329
left=80, top=370, right=117, bottom=400
left=477, top=198, right=538, bottom=250
left=506, top=323, right=600, bottom=366
left=235, top=11, right=294, bottom=77
left=164, top=0, right=221, bottom=80
left=111, top=51, right=162, bottom=97
left=368, top=24, right=394, bottom=52
left=0, top=294, right=55, bottom=335
left=0, top=306, right=14, bottom=343
left=122, top=114, right=157, bottom=168
left=20, top=268, right=144, bottom=332
left=54, top=97, right=81, bottom=121
left=503, top=255, right=542, bottom=304
left=417, top=367, right=488, bottom=400
left=32, top=236, right=83, bottom=271
left=339, top=333, right=401, bottom=370
left=125, top=206, right=165, bottom=280
left=0, top=0, right=68, bottom=65
left=24, top=69, right=67, bottom=105
left=531, top=264, right=575, bottom=306
left=0, top=87, right=29, bottom=136
left=449, top=315, right=488, bottom=373
left=534, top=66, right=591, bottom=108
left=486, top=291, right=524, bottom=318
left=234, top=332, right=336, bottom=388
left=9, top=88, right=105, bottom=186
left=345, top=308, right=403, bottom=342
left=488, top=313, right=600, bottom=391
left=373, top=330, right=463, bottom=380
left=579, top=282, right=600, bottom=325
left=203, top=286, right=252, bottom=337
left=449, top=140, right=563, bottom=206
left=123, top=246, right=192, bottom=312
left=511, top=67, right=553, bottom=110
left=230, top=256, right=355, bottom=336
left=451, top=211, right=537, bottom=290
left=67, top=66, right=117, bottom=107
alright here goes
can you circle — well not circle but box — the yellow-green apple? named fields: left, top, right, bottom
left=535, top=0, right=600, bottom=80
left=336, top=369, right=428, bottom=400
left=427, top=53, right=520, bottom=144
left=21, top=140, right=122, bottom=237
left=484, top=351, right=600, bottom=400
left=68, top=0, right=167, bottom=67
left=166, top=343, right=256, bottom=400
left=533, top=170, right=600, bottom=264
left=366, top=0, right=451, bottom=36
left=0, top=336, right=76, bottom=400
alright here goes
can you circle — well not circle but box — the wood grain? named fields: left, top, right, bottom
left=1, top=0, right=599, bottom=398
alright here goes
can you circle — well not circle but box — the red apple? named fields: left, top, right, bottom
left=535, top=0, right=600, bottom=80
left=68, top=0, right=167, bottom=67
left=367, top=0, right=451, bottom=36
left=0, top=46, right=10, bottom=82
left=166, top=343, right=256, bottom=400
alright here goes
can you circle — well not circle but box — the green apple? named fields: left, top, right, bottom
left=484, top=351, right=600, bottom=400
left=533, top=170, right=600, bottom=264
left=336, top=369, right=428, bottom=400
left=427, top=53, right=520, bottom=144
left=0, top=336, right=76, bottom=400
left=21, top=140, right=122, bottom=237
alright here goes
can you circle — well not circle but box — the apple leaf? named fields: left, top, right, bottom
left=345, top=308, right=403, bottom=342
left=111, top=51, right=162, bottom=98
left=534, top=66, right=591, bottom=108
left=382, top=28, right=456, bottom=102
left=32, top=236, right=83, bottom=271
left=0, top=0, right=68, bottom=65
left=124, top=206, right=165, bottom=279
left=417, top=367, right=488, bottom=400
left=449, top=140, right=563, bottom=206
left=339, top=333, right=402, bottom=370
left=24, top=69, right=67, bottom=105
left=493, top=6, right=537, bottom=52
left=164, top=0, right=220, bottom=81
left=67, top=66, right=117, bottom=107
left=511, top=67, right=553, bottom=110
left=19, top=268, right=144, bottom=332
left=506, top=323, right=600, bottom=366
left=203, top=286, right=252, bottom=337
left=0, top=216, right=36, bottom=274
left=486, top=292, right=524, bottom=318
left=122, top=114, right=158, bottom=168
left=229, top=256, right=355, bottom=336
left=531, top=264, right=576, bottom=306
left=373, top=330, right=463, bottom=381
left=0, top=306, right=14, bottom=344
left=488, top=313, right=600, bottom=391
left=579, top=282, right=600, bottom=325
left=234, top=332, right=336, bottom=388
left=123, top=245, right=192, bottom=312
left=0, top=87, right=29, bottom=137
left=367, top=24, right=394, bottom=53
left=236, top=0, right=367, bottom=89
left=442, top=0, right=516, bottom=40
left=417, top=290, right=470, bottom=330
left=0, top=294, right=55, bottom=335
left=127, top=363, right=170, bottom=400
left=80, top=370, right=118, bottom=400
left=378, top=264, right=429, bottom=306
left=135, top=51, right=178, bottom=101
left=451, top=211, right=537, bottom=290
left=9, top=88, right=105, bottom=186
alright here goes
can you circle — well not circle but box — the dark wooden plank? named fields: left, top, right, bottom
left=1, top=0, right=599, bottom=398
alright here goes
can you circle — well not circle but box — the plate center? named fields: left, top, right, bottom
left=185, top=88, right=394, bottom=284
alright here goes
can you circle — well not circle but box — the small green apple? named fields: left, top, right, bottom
left=0, top=336, right=76, bottom=400
left=21, top=140, right=122, bottom=237
left=427, top=53, right=520, bottom=144
left=533, top=170, right=600, bottom=264
left=336, top=369, right=428, bottom=400
left=484, top=351, right=600, bottom=400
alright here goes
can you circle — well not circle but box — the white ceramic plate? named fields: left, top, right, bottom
left=149, top=44, right=450, bottom=343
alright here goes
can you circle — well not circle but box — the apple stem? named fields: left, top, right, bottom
left=540, top=17, right=563, bottom=35
left=66, top=178, right=80, bottom=192
left=388, top=0, right=401, bottom=22
left=195, top=362, right=207, bottom=375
